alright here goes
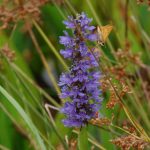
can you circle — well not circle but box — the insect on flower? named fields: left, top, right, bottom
left=97, top=25, right=113, bottom=46
left=58, top=12, right=104, bottom=128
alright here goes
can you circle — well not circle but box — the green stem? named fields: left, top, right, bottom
left=28, top=27, right=61, bottom=95
left=65, top=0, right=77, bottom=15
left=73, top=130, right=106, bottom=150
left=33, top=20, right=68, bottom=71
left=111, top=124, right=143, bottom=140
left=53, top=0, right=67, bottom=20
left=12, top=64, right=60, bottom=107
left=127, top=80, right=150, bottom=131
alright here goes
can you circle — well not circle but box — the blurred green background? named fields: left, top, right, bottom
left=0, top=0, right=150, bottom=150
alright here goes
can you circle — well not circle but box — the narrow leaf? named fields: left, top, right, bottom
left=78, top=126, right=89, bottom=150
left=0, top=86, right=46, bottom=150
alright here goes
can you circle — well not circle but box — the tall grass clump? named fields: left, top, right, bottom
left=0, top=0, right=150, bottom=150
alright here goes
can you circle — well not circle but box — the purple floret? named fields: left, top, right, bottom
left=58, top=12, right=102, bottom=127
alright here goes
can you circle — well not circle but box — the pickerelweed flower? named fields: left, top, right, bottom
left=58, top=12, right=103, bottom=127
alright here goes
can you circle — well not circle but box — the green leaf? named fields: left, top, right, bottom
left=0, top=110, right=14, bottom=149
left=0, top=86, right=46, bottom=150
left=78, top=126, right=89, bottom=150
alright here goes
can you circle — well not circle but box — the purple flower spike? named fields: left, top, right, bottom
left=58, top=12, right=102, bottom=127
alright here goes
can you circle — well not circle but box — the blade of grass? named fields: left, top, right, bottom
left=0, top=75, right=64, bottom=149
left=52, top=0, right=67, bottom=20
left=0, top=51, right=31, bottom=115
left=88, top=133, right=108, bottom=150
left=0, top=86, right=46, bottom=150
left=73, top=130, right=106, bottom=150
left=88, top=138, right=106, bottom=150
left=45, top=104, right=68, bottom=150
left=3, top=67, right=67, bottom=147
left=78, top=127, right=89, bottom=150
left=0, top=144, right=10, bottom=150
left=33, top=20, right=68, bottom=71
left=27, top=24, right=61, bottom=95
left=126, top=79, right=150, bottom=130
left=0, top=74, right=52, bottom=127
left=0, top=102, right=40, bottom=150
left=122, top=105, right=150, bottom=142
left=12, top=63, right=60, bottom=107
left=111, top=124, right=143, bottom=140
left=64, top=0, right=77, bottom=15
left=129, top=1, right=150, bottom=59
left=89, top=46, right=150, bottom=142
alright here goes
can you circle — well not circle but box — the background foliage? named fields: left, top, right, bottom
left=0, top=0, right=150, bottom=149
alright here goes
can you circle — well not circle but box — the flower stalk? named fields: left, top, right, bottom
left=58, top=12, right=102, bottom=127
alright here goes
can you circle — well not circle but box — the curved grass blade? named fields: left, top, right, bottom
left=12, top=64, right=60, bottom=107
left=0, top=144, right=10, bottom=150
left=33, top=20, right=68, bottom=71
left=0, top=86, right=46, bottom=150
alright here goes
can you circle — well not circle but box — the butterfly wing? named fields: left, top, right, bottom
left=97, top=25, right=113, bottom=45
left=100, top=25, right=113, bottom=43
